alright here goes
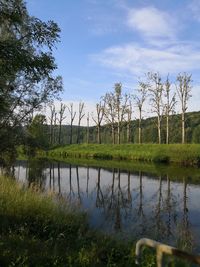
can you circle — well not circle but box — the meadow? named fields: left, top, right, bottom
left=47, top=143, right=200, bottom=166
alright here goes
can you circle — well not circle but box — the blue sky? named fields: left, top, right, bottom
left=27, top=0, right=200, bottom=117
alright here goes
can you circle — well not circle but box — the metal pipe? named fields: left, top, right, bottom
left=135, top=238, right=200, bottom=266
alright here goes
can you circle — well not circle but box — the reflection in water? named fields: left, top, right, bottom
left=12, top=160, right=200, bottom=252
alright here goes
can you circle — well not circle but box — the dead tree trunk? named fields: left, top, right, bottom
left=67, top=103, right=76, bottom=144
left=77, top=102, right=85, bottom=144
left=58, top=102, right=66, bottom=145
left=133, top=81, right=148, bottom=144
left=92, top=101, right=105, bottom=144
left=176, top=73, right=192, bottom=144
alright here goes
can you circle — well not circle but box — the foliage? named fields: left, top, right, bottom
left=0, top=0, right=63, bottom=158
left=25, top=114, right=50, bottom=155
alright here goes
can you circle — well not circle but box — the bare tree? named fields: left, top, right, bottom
left=148, top=72, right=164, bottom=144
left=164, top=77, right=176, bottom=144
left=67, top=103, right=76, bottom=144
left=103, top=92, right=116, bottom=144
left=103, top=84, right=129, bottom=144
left=133, top=81, right=148, bottom=144
left=53, top=111, right=57, bottom=145
left=58, top=102, right=67, bottom=145
left=126, top=99, right=133, bottom=143
left=48, top=104, right=56, bottom=145
left=114, top=83, right=129, bottom=144
left=92, top=101, right=105, bottom=144
left=86, top=112, right=90, bottom=144
left=77, top=102, right=85, bottom=144
left=176, top=73, right=192, bottom=144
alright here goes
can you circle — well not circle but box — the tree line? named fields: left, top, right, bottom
left=32, top=72, right=194, bottom=148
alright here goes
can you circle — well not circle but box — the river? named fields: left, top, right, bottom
left=13, top=158, right=200, bottom=253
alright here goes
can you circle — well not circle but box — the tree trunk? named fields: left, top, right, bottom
left=111, top=125, right=115, bottom=144
left=138, top=108, right=142, bottom=144
left=77, top=123, right=80, bottom=144
left=127, top=122, right=130, bottom=143
left=158, top=117, right=161, bottom=144
left=117, top=122, right=120, bottom=144
left=166, top=115, right=169, bottom=144
left=182, top=112, right=185, bottom=144
left=70, top=123, right=73, bottom=144
left=97, top=125, right=101, bottom=144
left=87, top=115, right=89, bottom=144
left=58, top=122, right=61, bottom=144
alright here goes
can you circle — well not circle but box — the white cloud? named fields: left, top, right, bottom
left=93, top=42, right=200, bottom=76
left=188, top=0, right=200, bottom=22
left=127, top=7, right=176, bottom=40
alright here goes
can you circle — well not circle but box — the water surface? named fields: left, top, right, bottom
left=13, top=159, right=200, bottom=252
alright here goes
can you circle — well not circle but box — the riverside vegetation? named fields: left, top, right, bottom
left=46, top=143, right=200, bottom=166
left=0, top=175, right=152, bottom=267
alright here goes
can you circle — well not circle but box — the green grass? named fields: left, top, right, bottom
left=46, top=144, right=200, bottom=166
left=0, top=175, right=138, bottom=266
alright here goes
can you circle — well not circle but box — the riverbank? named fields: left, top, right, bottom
left=46, top=144, right=200, bottom=166
left=0, top=175, right=152, bottom=266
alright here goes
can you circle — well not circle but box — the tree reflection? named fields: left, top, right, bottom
left=68, top=164, right=74, bottom=201
left=27, top=159, right=47, bottom=190
left=13, top=160, right=196, bottom=249
left=86, top=166, right=89, bottom=196
left=96, top=168, right=105, bottom=209
left=76, top=166, right=82, bottom=204
left=177, top=178, right=193, bottom=251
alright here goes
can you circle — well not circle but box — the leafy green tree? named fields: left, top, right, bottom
left=0, top=0, right=63, bottom=157
left=192, top=125, right=200, bottom=143
left=27, top=114, right=49, bottom=149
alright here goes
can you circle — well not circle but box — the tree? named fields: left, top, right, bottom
left=77, top=102, right=85, bottom=144
left=27, top=114, right=49, bottom=153
left=133, top=81, right=148, bottom=144
left=67, top=103, right=76, bottom=144
left=0, top=0, right=63, bottom=156
left=148, top=73, right=164, bottom=144
left=103, top=83, right=129, bottom=144
left=103, top=92, right=116, bottom=144
left=192, top=125, right=200, bottom=143
left=176, top=73, right=192, bottom=144
left=164, top=77, right=176, bottom=144
left=58, top=102, right=67, bottom=145
left=92, top=101, right=105, bottom=144
left=86, top=112, right=90, bottom=144
left=114, top=83, right=129, bottom=144
left=48, top=104, right=56, bottom=145
left=126, top=99, right=133, bottom=143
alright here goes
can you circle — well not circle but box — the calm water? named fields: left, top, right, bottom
left=12, top=159, right=200, bottom=252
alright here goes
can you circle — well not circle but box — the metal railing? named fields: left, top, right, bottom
left=135, top=238, right=200, bottom=267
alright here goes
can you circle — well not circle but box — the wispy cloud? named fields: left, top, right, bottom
left=188, top=0, right=200, bottom=22
left=127, top=7, right=176, bottom=41
left=93, top=42, right=200, bottom=76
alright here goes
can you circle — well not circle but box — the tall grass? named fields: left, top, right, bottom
left=0, top=175, right=138, bottom=266
left=47, top=144, right=200, bottom=166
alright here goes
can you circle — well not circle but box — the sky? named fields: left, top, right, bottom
left=27, top=0, right=200, bottom=124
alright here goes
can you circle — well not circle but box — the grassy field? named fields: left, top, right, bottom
left=46, top=144, right=200, bottom=166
